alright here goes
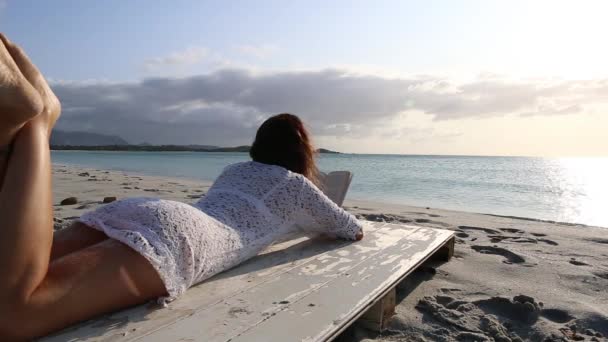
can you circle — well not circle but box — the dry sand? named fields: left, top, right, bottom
left=52, top=164, right=608, bottom=341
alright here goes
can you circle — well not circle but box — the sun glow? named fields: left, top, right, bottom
left=552, top=157, right=608, bottom=226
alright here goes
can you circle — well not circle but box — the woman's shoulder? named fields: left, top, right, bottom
left=222, top=161, right=248, bottom=171
left=223, top=160, right=295, bottom=178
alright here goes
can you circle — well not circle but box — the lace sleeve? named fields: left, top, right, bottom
left=295, top=175, right=362, bottom=240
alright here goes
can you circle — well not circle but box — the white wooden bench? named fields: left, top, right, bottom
left=41, top=221, right=454, bottom=342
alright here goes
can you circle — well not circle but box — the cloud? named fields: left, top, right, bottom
left=144, top=47, right=208, bottom=70
left=51, top=68, right=608, bottom=145
left=234, top=44, right=279, bottom=59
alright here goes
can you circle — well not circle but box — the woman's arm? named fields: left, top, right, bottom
left=297, top=175, right=363, bottom=240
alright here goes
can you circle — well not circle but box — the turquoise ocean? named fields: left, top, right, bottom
left=51, top=151, right=608, bottom=228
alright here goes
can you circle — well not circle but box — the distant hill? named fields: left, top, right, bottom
left=52, top=144, right=341, bottom=153
left=186, top=144, right=220, bottom=149
left=51, top=130, right=129, bottom=146
left=317, top=148, right=339, bottom=154
left=51, top=144, right=252, bottom=152
left=50, top=131, right=339, bottom=153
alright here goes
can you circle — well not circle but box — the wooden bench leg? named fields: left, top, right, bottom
left=430, top=236, right=455, bottom=262
left=357, top=287, right=396, bottom=332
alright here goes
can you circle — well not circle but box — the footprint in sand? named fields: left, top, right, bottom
left=499, top=228, right=524, bottom=234
left=536, top=238, right=559, bottom=246
left=439, top=288, right=462, bottom=294
left=458, top=225, right=501, bottom=235
left=586, top=238, right=608, bottom=245
left=592, top=271, right=608, bottom=280
left=471, top=245, right=526, bottom=264
left=541, top=308, right=575, bottom=323
left=414, top=218, right=451, bottom=227
left=459, top=226, right=559, bottom=247
left=488, top=235, right=559, bottom=246
left=489, top=235, right=537, bottom=244
left=569, top=259, right=590, bottom=266
left=474, top=294, right=541, bottom=324
left=455, top=232, right=470, bottom=238
left=416, top=294, right=543, bottom=341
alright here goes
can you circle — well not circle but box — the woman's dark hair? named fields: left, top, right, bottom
left=250, top=113, right=319, bottom=185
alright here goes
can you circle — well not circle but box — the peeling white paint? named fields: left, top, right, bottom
left=337, top=250, right=350, bottom=257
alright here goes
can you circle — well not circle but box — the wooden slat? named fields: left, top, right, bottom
left=357, top=287, right=397, bottom=331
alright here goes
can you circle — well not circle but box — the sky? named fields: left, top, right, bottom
left=1, top=0, right=607, bottom=156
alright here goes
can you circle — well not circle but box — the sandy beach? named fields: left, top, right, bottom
left=52, top=164, right=608, bottom=341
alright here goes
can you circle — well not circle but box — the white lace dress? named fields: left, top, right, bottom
left=78, top=161, right=363, bottom=303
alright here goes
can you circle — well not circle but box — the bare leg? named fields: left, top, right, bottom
left=0, top=34, right=57, bottom=138
left=0, top=35, right=167, bottom=340
left=0, top=121, right=54, bottom=299
left=0, top=35, right=109, bottom=261
left=50, top=222, right=108, bottom=261
left=0, top=33, right=44, bottom=187
left=0, top=34, right=43, bottom=146
left=0, top=120, right=166, bottom=341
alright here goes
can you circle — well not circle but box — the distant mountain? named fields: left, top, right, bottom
left=50, top=132, right=339, bottom=153
left=51, top=130, right=129, bottom=146
left=213, top=145, right=251, bottom=152
left=186, top=144, right=221, bottom=150
left=317, top=148, right=340, bottom=154
left=51, top=145, right=252, bottom=152
left=52, top=144, right=341, bottom=153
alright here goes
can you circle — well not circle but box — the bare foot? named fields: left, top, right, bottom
left=0, top=34, right=44, bottom=146
left=0, top=34, right=60, bottom=139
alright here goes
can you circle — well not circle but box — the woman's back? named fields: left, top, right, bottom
left=197, top=160, right=361, bottom=243
left=196, top=161, right=301, bottom=247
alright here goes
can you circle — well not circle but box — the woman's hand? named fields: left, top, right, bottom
left=0, top=34, right=60, bottom=138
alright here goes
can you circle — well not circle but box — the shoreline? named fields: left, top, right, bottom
left=50, top=164, right=608, bottom=340
left=52, top=148, right=608, bottom=159
left=52, top=162, right=606, bottom=230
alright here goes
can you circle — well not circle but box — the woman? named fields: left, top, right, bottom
left=0, top=34, right=363, bottom=340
